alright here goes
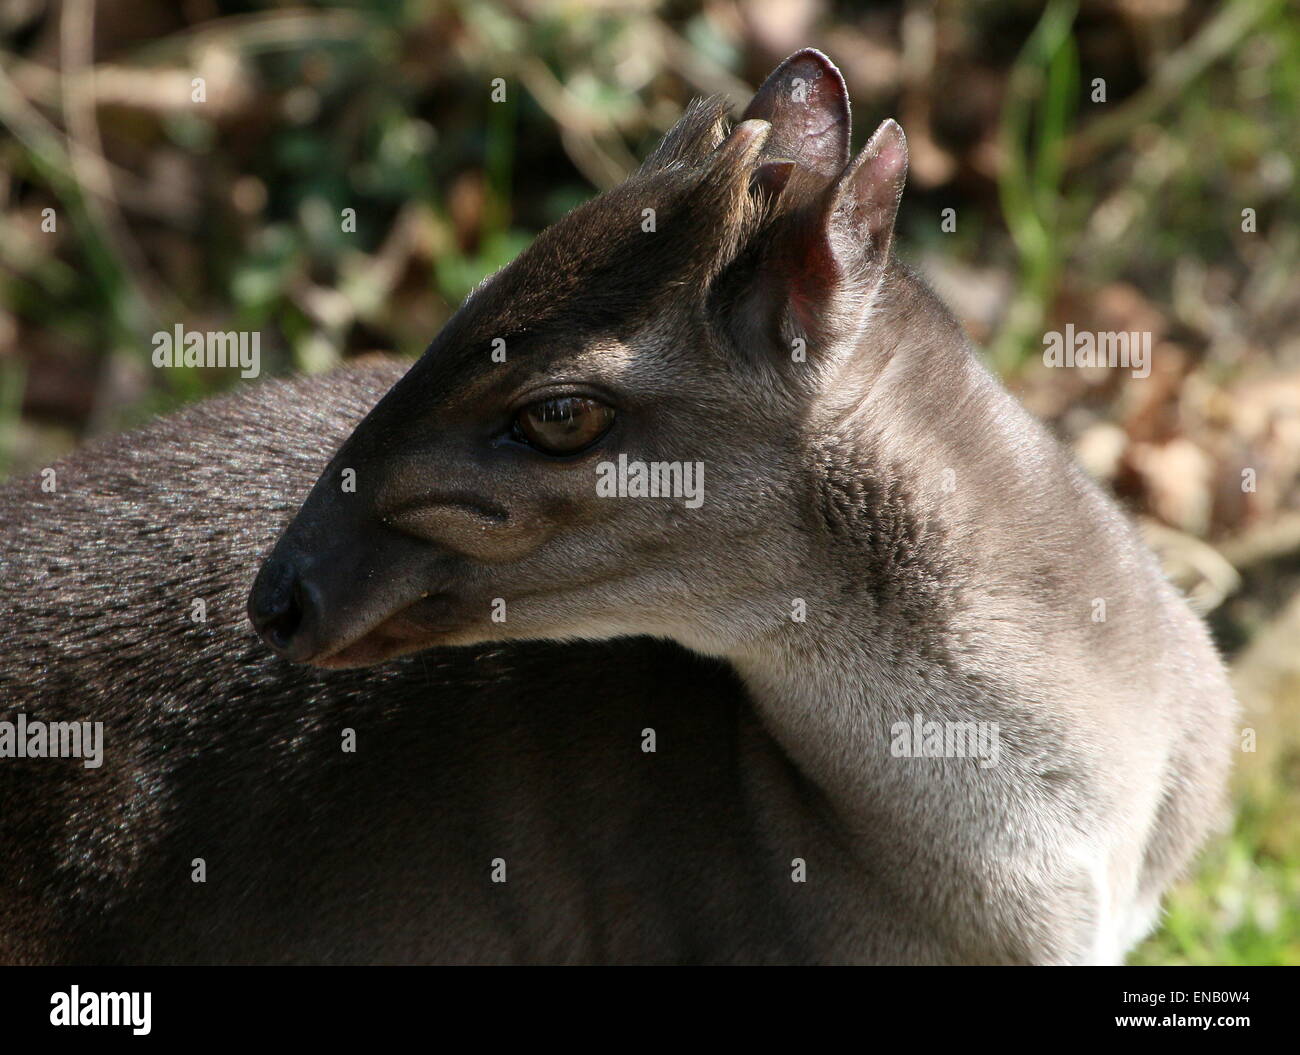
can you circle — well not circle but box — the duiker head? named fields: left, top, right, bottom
left=249, top=49, right=907, bottom=668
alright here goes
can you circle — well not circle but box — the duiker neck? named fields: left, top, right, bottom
left=723, top=264, right=1085, bottom=811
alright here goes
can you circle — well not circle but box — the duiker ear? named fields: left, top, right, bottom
left=722, top=119, right=908, bottom=364
left=824, top=118, right=908, bottom=263
left=741, top=48, right=850, bottom=179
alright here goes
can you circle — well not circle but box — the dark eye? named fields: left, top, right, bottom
left=512, top=396, right=615, bottom=455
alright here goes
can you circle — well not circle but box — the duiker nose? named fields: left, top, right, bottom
left=248, top=557, right=321, bottom=661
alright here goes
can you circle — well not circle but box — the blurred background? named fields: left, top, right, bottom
left=0, top=0, right=1296, bottom=963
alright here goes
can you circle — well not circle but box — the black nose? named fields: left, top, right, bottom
left=249, top=558, right=317, bottom=660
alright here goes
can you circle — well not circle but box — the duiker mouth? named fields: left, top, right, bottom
left=248, top=520, right=466, bottom=667
left=308, top=592, right=465, bottom=669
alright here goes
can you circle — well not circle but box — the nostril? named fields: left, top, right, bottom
left=250, top=561, right=309, bottom=653
left=264, top=580, right=305, bottom=650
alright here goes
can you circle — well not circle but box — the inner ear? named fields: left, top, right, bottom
left=741, top=47, right=850, bottom=178
left=827, top=118, right=909, bottom=258
left=712, top=120, right=909, bottom=368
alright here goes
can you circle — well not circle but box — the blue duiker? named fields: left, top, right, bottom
left=3, top=49, right=1234, bottom=964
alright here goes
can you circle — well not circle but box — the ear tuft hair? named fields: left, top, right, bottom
left=638, top=95, right=734, bottom=174
left=687, top=119, right=775, bottom=283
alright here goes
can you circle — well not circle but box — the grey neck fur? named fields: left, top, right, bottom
left=693, top=264, right=1224, bottom=963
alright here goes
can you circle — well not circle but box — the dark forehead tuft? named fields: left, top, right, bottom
left=420, top=97, right=790, bottom=380
left=452, top=169, right=752, bottom=344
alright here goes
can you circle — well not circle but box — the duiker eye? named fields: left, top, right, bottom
left=513, top=396, right=615, bottom=456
